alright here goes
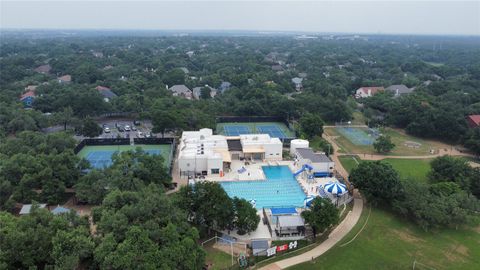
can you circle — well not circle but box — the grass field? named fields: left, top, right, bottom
left=216, top=122, right=295, bottom=138
left=204, top=245, right=233, bottom=270
left=326, top=127, right=449, bottom=156
left=338, top=156, right=432, bottom=182
left=289, top=207, right=480, bottom=270
left=77, top=144, right=172, bottom=168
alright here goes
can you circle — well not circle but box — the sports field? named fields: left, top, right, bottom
left=77, top=144, right=172, bottom=169
left=326, top=127, right=449, bottom=156
left=289, top=207, right=480, bottom=270
left=216, top=122, right=295, bottom=138
left=336, top=127, right=379, bottom=145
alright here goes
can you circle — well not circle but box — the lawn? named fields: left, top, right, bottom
left=289, top=207, right=480, bottom=270
left=204, top=244, right=233, bottom=270
left=326, top=127, right=449, bottom=156
left=338, top=156, right=432, bottom=182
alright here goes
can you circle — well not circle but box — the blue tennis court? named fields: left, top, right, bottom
left=336, top=127, right=375, bottom=145
left=85, top=149, right=161, bottom=169
left=224, top=125, right=251, bottom=136
left=256, top=125, right=287, bottom=138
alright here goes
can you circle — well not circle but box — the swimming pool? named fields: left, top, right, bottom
left=220, top=166, right=306, bottom=209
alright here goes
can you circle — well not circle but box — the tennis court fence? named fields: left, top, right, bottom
left=74, top=138, right=130, bottom=154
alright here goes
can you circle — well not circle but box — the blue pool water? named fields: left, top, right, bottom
left=220, top=166, right=306, bottom=209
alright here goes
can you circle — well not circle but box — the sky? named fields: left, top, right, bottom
left=1, top=1, right=479, bottom=35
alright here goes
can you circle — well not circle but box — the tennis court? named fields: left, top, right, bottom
left=217, top=122, right=295, bottom=139
left=336, top=127, right=376, bottom=145
left=77, top=144, right=172, bottom=169
left=223, top=125, right=252, bottom=136
left=256, top=125, right=286, bottom=138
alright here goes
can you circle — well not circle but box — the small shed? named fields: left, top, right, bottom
left=275, top=215, right=305, bottom=237
left=51, top=205, right=72, bottom=215
left=19, top=204, right=47, bottom=215
left=251, top=239, right=269, bottom=256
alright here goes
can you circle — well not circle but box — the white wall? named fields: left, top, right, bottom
left=263, top=142, right=283, bottom=160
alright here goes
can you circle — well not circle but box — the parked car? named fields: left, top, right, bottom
left=137, top=131, right=144, bottom=138
left=118, top=126, right=125, bottom=132
left=145, top=132, right=152, bottom=138
left=102, top=123, right=108, bottom=128
left=104, top=127, right=110, bottom=133
left=133, top=120, right=141, bottom=126
left=124, top=125, right=131, bottom=131
left=131, top=126, right=137, bottom=131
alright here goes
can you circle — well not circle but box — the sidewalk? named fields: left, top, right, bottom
left=260, top=194, right=364, bottom=269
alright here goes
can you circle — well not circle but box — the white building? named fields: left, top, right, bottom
left=294, top=148, right=334, bottom=177
left=240, top=134, right=283, bottom=161
left=178, top=129, right=283, bottom=176
left=355, top=86, right=384, bottom=98
left=178, top=128, right=230, bottom=177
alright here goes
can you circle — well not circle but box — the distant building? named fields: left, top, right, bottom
left=51, top=205, right=75, bottom=215
left=355, top=86, right=385, bottom=98
left=34, top=64, right=51, bottom=74
left=192, top=85, right=217, bottom=100
left=96, top=86, right=117, bottom=102
left=20, top=90, right=36, bottom=107
left=272, top=65, right=283, bottom=72
left=291, top=77, right=303, bottom=91
left=92, top=51, right=104, bottom=58
left=20, top=204, right=47, bottom=215
left=169, top=84, right=192, bottom=99
left=186, top=51, right=195, bottom=57
left=467, top=115, right=480, bottom=128
left=57, top=75, right=72, bottom=84
left=385, top=84, right=413, bottom=97
left=218, top=81, right=232, bottom=94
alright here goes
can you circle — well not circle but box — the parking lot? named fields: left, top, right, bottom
left=97, top=119, right=154, bottom=139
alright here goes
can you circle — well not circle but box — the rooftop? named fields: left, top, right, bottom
left=20, top=204, right=47, bottom=215
left=296, top=148, right=332, bottom=163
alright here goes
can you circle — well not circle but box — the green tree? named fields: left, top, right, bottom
left=151, top=109, right=182, bottom=137
left=301, top=197, right=339, bottom=238
left=233, top=197, right=260, bottom=235
left=428, top=156, right=472, bottom=190
left=299, top=113, right=324, bottom=139
left=177, top=182, right=234, bottom=233
left=200, top=87, right=211, bottom=99
left=349, top=161, right=402, bottom=205
left=52, top=228, right=95, bottom=270
left=464, top=127, right=480, bottom=156
left=81, top=118, right=102, bottom=138
left=373, top=134, right=395, bottom=153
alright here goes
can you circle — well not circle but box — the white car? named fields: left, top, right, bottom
left=137, top=131, right=144, bottom=138
left=124, top=125, right=131, bottom=131
left=104, top=127, right=111, bottom=133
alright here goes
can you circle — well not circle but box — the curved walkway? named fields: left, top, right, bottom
left=260, top=194, right=363, bottom=270
left=259, top=135, right=364, bottom=270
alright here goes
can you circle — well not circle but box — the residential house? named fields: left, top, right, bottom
left=92, top=51, right=104, bottom=58
left=57, top=75, right=72, bottom=84
left=192, top=85, right=217, bottom=100
left=355, top=86, right=385, bottom=98
left=467, top=115, right=480, bottom=128
left=272, top=65, right=283, bottom=72
left=186, top=51, right=195, bottom=57
left=96, top=86, right=117, bottom=102
left=20, top=204, right=47, bottom=215
left=20, top=90, right=36, bottom=107
left=385, top=84, right=413, bottom=97
left=169, top=84, right=192, bottom=99
left=291, top=77, right=303, bottom=91
left=34, top=64, right=52, bottom=74
left=218, top=81, right=232, bottom=94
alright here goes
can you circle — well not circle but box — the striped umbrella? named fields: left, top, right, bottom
left=304, top=196, right=316, bottom=207
left=324, top=182, right=347, bottom=196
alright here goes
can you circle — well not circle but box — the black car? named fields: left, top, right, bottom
left=133, top=120, right=141, bottom=126
left=118, top=126, right=125, bottom=132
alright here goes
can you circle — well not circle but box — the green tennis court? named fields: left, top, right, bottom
left=216, top=122, right=295, bottom=138
left=77, top=144, right=172, bottom=169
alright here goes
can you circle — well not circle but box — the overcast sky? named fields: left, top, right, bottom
left=1, top=1, right=479, bottom=35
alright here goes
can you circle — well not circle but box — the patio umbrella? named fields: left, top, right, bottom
left=304, top=196, right=315, bottom=207
left=324, top=182, right=347, bottom=196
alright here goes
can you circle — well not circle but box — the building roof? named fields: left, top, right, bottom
left=251, top=240, right=269, bottom=250
left=34, top=64, right=51, bottom=74
left=219, top=81, right=232, bottom=93
left=296, top=148, right=332, bottom=163
left=51, top=206, right=71, bottom=215
left=357, top=86, right=385, bottom=95
left=467, top=115, right=480, bottom=126
left=227, top=139, right=243, bottom=151
left=192, top=86, right=217, bottom=99
left=58, top=75, right=72, bottom=82
left=20, top=90, right=36, bottom=100
left=20, top=204, right=47, bottom=215
left=278, top=215, right=304, bottom=227
left=385, top=84, right=412, bottom=95
left=291, top=77, right=303, bottom=84
left=96, top=86, right=117, bottom=99
left=169, top=85, right=192, bottom=95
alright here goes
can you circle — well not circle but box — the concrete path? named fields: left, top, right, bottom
left=259, top=194, right=364, bottom=270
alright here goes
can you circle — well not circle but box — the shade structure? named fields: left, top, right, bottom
left=304, top=196, right=315, bottom=207
left=324, top=182, right=347, bottom=195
